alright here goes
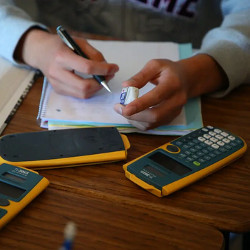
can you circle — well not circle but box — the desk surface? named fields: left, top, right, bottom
left=0, top=185, right=224, bottom=249
left=2, top=75, right=250, bottom=247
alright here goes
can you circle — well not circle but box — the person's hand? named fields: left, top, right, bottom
left=16, top=29, right=119, bottom=98
left=114, top=54, right=228, bottom=130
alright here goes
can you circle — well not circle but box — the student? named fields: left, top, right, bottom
left=0, top=0, right=249, bottom=130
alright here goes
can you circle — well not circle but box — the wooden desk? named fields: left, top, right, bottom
left=0, top=185, right=224, bottom=249
left=2, top=76, right=250, bottom=248
left=13, top=79, right=249, bottom=234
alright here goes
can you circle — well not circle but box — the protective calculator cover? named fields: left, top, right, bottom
left=0, top=127, right=130, bottom=169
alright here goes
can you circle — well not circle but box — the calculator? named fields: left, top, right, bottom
left=0, top=163, right=49, bottom=229
left=123, top=126, right=247, bottom=197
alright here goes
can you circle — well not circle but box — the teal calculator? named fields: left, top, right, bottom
left=0, top=163, right=49, bottom=229
left=123, top=126, right=247, bottom=197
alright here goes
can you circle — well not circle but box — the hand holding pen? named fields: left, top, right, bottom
left=19, top=26, right=119, bottom=99
left=57, top=25, right=113, bottom=93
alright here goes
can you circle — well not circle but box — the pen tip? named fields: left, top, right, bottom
left=101, top=81, right=112, bottom=93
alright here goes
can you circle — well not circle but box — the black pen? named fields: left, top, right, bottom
left=56, top=25, right=111, bottom=93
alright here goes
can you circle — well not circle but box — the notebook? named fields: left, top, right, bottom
left=0, top=57, right=35, bottom=135
left=37, top=40, right=203, bottom=135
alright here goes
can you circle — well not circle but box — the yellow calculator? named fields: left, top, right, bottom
left=0, top=127, right=130, bottom=170
left=123, top=126, right=247, bottom=197
left=0, top=163, right=49, bottom=229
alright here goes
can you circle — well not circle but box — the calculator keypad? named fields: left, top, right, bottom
left=172, top=126, right=243, bottom=168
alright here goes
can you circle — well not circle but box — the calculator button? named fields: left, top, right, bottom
left=235, top=138, right=242, bottom=144
left=217, top=141, right=225, bottom=146
left=0, top=198, right=10, bottom=206
left=205, top=140, right=213, bottom=145
left=175, top=141, right=183, bottom=146
left=219, top=147, right=227, bottom=152
left=209, top=131, right=216, bottom=136
left=221, top=132, right=229, bottom=137
left=190, top=148, right=196, bottom=153
left=166, top=144, right=179, bottom=153
left=197, top=151, right=204, bottom=156
left=204, top=155, right=211, bottom=161
left=202, top=149, right=209, bottom=154
left=215, top=135, right=223, bottom=140
left=198, top=137, right=206, bottom=142
left=193, top=161, right=201, bottom=166
left=223, top=138, right=230, bottom=143
left=228, top=135, right=235, bottom=140
left=225, top=145, right=232, bottom=150
left=186, top=157, right=194, bottom=162
left=214, top=150, right=221, bottom=155
left=207, top=146, right=214, bottom=151
left=195, top=145, right=203, bottom=150
left=192, top=154, right=199, bottom=159
left=210, top=137, right=218, bottom=143
left=178, top=153, right=186, bottom=158
left=212, top=144, right=219, bottom=149
left=214, top=129, right=222, bottom=133
left=203, top=134, right=211, bottom=139
left=209, top=153, right=217, bottom=158
left=207, top=126, right=214, bottom=129
left=199, top=158, right=206, bottom=163
left=202, top=128, right=209, bottom=132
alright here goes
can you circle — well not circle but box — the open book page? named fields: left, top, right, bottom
left=38, top=40, right=202, bottom=135
left=0, top=57, right=35, bottom=132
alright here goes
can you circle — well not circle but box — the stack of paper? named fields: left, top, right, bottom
left=37, top=40, right=203, bottom=135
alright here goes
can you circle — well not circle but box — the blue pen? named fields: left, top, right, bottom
left=56, top=25, right=112, bottom=93
left=60, top=221, right=77, bottom=250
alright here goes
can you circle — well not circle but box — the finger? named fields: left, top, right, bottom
left=114, top=95, right=184, bottom=130
left=114, top=103, right=154, bottom=123
left=127, top=120, right=149, bottom=131
left=57, top=43, right=119, bottom=77
left=64, top=53, right=119, bottom=77
left=122, top=84, right=173, bottom=117
left=49, top=69, right=102, bottom=99
left=74, top=38, right=105, bottom=62
left=122, top=59, right=165, bottom=89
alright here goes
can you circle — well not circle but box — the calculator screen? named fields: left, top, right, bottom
left=149, top=152, right=192, bottom=175
left=0, top=181, right=26, bottom=199
left=3, top=172, right=26, bottom=183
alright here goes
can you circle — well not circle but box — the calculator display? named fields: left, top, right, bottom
left=2, top=172, right=26, bottom=183
left=149, top=152, right=192, bottom=176
left=0, top=181, right=25, bottom=199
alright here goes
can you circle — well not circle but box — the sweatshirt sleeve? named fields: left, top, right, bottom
left=198, top=0, right=250, bottom=97
left=0, top=0, right=48, bottom=66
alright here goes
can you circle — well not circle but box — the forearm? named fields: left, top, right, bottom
left=178, top=54, right=228, bottom=98
left=0, top=0, right=47, bottom=65
left=15, top=28, right=53, bottom=69
left=198, top=1, right=250, bottom=96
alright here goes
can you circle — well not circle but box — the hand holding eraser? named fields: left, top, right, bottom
left=120, top=87, right=139, bottom=105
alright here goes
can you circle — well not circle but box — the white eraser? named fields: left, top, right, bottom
left=120, top=87, right=139, bottom=105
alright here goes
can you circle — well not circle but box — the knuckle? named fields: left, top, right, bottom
left=54, top=49, right=65, bottom=64
left=82, top=63, right=93, bottom=75
left=147, top=59, right=160, bottom=67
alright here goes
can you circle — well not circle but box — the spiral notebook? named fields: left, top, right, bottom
left=0, top=57, right=35, bottom=135
left=37, top=40, right=203, bottom=135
